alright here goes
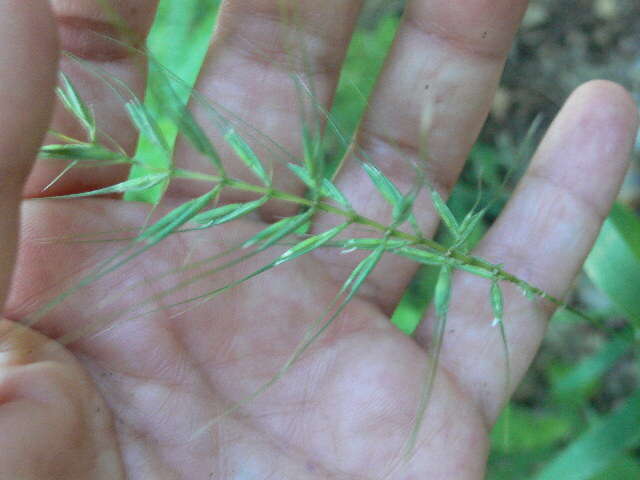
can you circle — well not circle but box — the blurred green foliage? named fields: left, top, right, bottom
left=127, top=0, right=220, bottom=202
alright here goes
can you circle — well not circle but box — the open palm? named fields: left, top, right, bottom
left=1, top=1, right=637, bottom=479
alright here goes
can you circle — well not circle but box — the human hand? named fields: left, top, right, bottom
left=1, top=1, right=638, bottom=479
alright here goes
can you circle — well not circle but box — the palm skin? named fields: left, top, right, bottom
left=0, top=1, right=637, bottom=479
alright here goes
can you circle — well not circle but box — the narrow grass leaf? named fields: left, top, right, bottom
left=57, top=72, right=96, bottom=141
left=584, top=203, right=640, bottom=328
left=491, top=405, right=573, bottom=453
left=51, top=173, right=169, bottom=199
left=552, top=333, right=632, bottom=402
left=225, top=129, right=271, bottom=186
left=534, top=388, right=640, bottom=480
left=275, top=222, right=350, bottom=266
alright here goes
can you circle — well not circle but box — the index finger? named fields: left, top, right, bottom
left=25, top=0, right=159, bottom=197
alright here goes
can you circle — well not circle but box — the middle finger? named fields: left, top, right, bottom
left=171, top=0, right=364, bottom=219
left=315, top=0, right=531, bottom=311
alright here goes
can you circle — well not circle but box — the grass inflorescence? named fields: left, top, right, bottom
left=28, top=3, right=603, bottom=470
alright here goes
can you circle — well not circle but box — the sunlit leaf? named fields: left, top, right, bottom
left=584, top=203, right=640, bottom=328
left=551, top=333, right=632, bottom=402
left=534, top=388, right=640, bottom=480
left=491, top=406, right=572, bottom=453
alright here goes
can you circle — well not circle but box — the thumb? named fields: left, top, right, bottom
left=0, top=319, right=125, bottom=479
left=0, top=0, right=58, bottom=308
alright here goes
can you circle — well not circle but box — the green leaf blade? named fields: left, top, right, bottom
left=533, top=388, right=640, bottom=480
left=584, top=203, right=640, bottom=328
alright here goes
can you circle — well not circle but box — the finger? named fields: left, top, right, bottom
left=25, top=0, right=159, bottom=198
left=0, top=320, right=124, bottom=479
left=171, top=0, right=363, bottom=218
left=315, top=0, right=530, bottom=311
left=416, top=81, right=639, bottom=424
left=0, top=0, right=58, bottom=308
